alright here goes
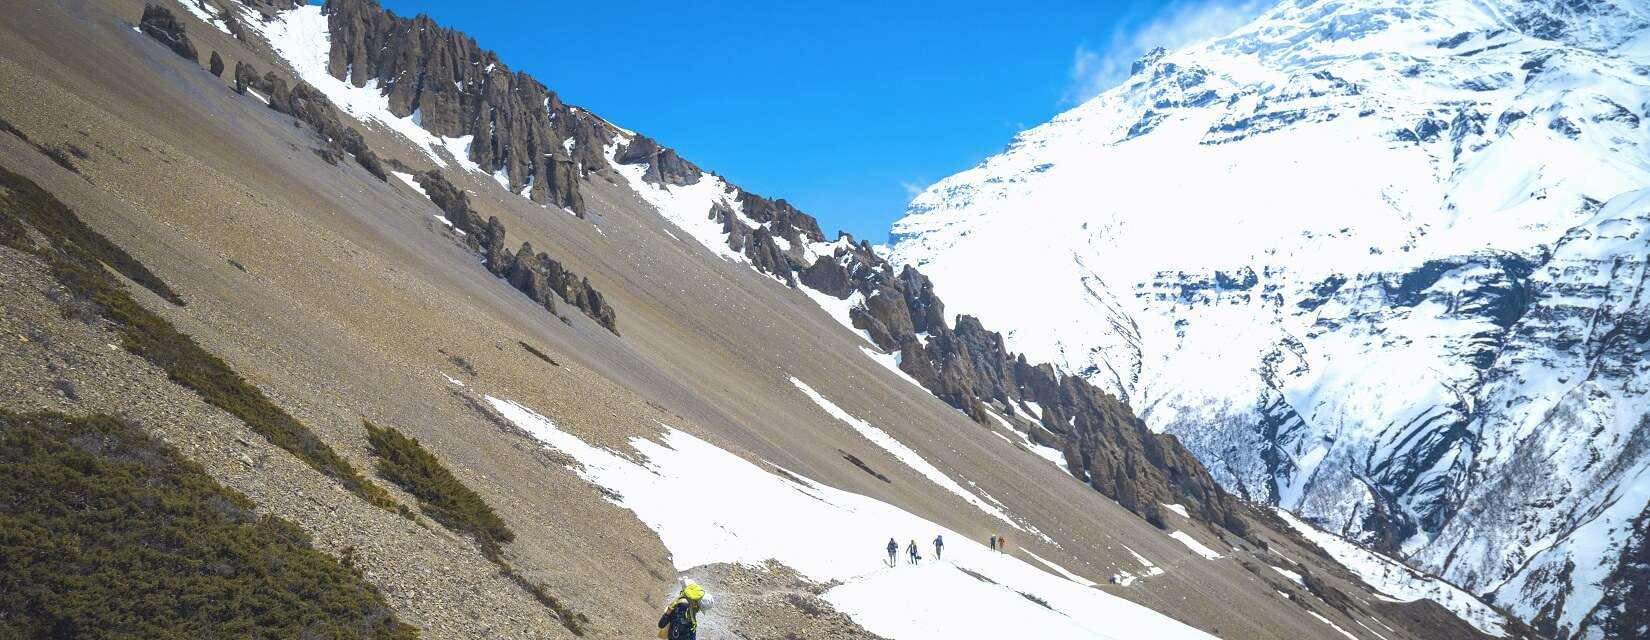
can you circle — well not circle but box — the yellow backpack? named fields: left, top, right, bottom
left=657, top=584, right=704, bottom=638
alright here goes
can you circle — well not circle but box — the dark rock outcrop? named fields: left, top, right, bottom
left=772, top=233, right=1248, bottom=532
left=233, top=60, right=262, bottom=95
left=229, top=60, right=387, bottom=181
left=292, top=0, right=1239, bottom=536
left=615, top=135, right=702, bottom=186
left=318, top=0, right=616, bottom=214
left=1583, top=507, right=1649, bottom=638
left=737, top=191, right=824, bottom=249
left=139, top=5, right=198, bottom=63
left=208, top=51, right=225, bottom=78
left=414, top=171, right=618, bottom=333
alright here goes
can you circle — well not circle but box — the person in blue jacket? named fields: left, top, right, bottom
left=934, top=534, right=945, bottom=560
left=886, top=538, right=899, bottom=566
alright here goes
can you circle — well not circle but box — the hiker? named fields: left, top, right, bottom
left=999, top=534, right=1008, bottom=553
left=907, top=540, right=920, bottom=565
left=934, top=534, right=944, bottom=560
left=989, top=535, right=997, bottom=552
left=658, top=581, right=711, bottom=640
left=887, top=538, right=899, bottom=567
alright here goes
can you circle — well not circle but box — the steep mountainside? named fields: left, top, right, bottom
left=275, top=0, right=1249, bottom=535
left=888, top=0, right=1650, bottom=636
left=0, top=0, right=1547, bottom=638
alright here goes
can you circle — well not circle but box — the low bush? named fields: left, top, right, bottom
left=364, top=422, right=513, bottom=558
left=0, top=163, right=395, bottom=511
left=0, top=410, right=417, bottom=639
left=363, top=422, right=590, bottom=635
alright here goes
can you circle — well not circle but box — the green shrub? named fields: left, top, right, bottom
left=365, top=422, right=513, bottom=558
left=0, top=410, right=418, bottom=640
left=0, top=163, right=396, bottom=512
left=363, top=423, right=591, bottom=635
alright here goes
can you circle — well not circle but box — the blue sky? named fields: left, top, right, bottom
left=373, top=0, right=1264, bottom=241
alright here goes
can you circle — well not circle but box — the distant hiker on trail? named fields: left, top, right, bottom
left=934, top=534, right=944, bottom=560
left=989, top=535, right=997, bottom=552
left=999, top=534, right=1009, bottom=553
left=887, top=538, right=899, bottom=567
left=658, top=581, right=711, bottom=640
left=907, top=540, right=920, bottom=565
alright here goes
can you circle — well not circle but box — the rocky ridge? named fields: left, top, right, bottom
left=413, top=169, right=618, bottom=334
left=156, top=2, right=622, bottom=334
left=228, top=56, right=388, bottom=180
left=810, top=236, right=1248, bottom=533
left=300, top=0, right=1246, bottom=538
left=321, top=0, right=614, bottom=214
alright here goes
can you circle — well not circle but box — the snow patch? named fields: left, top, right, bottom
left=246, top=5, right=482, bottom=174
left=789, top=378, right=1030, bottom=534
left=1167, top=531, right=1223, bottom=560
left=485, top=396, right=1216, bottom=640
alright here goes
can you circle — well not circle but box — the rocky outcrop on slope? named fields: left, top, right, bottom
left=233, top=60, right=260, bottom=94
left=319, top=0, right=615, bottom=214
left=414, top=171, right=618, bottom=334
left=787, top=236, right=1247, bottom=532
left=139, top=4, right=198, bottom=63
left=227, top=59, right=388, bottom=180
left=236, top=0, right=1239, bottom=539
left=616, top=135, right=702, bottom=187
left=707, top=194, right=821, bottom=287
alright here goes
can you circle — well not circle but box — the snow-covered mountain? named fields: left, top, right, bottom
left=888, top=0, right=1650, bottom=636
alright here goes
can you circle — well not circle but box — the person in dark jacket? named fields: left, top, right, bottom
left=906, top=540, right=920, bottom=565
left=658, top=582, right=705, bottom=640
left=989, top=534, right=997, bottom=551
left=934, top=534, right=945, bottom=560
left=887, top=538, right=899, bottom=567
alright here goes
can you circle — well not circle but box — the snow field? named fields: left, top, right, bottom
left=788, top=377, right=1035, bottom=537
left=486, top=396, right=1218, bottom=639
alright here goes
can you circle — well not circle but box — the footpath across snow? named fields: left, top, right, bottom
left=487, top=396, right=1217, bottom=640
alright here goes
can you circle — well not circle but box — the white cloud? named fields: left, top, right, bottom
left=900, top=180, right=929, bottom=199
left=1064, top=0, right=1269, bottom=104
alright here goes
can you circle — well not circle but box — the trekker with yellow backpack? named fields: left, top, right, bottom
left=658, top=580, right=712, bottom=639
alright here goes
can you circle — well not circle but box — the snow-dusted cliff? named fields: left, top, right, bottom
left=888, top=0, right=1650, bottom=636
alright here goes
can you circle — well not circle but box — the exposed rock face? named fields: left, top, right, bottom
left=414, top=171, right=618, bottom=334
left=229, top=60, right=387, bottom=181
left=233, top=60, right=261, bottom=94
left=737, top=191, right=824, bottom=248
left=615, top=135, right=701, bottom=186
left=319, top=0, right=616, bottom=215
left=1579, top=507, right=1649, bottom=639
left=704, top=190, right=826, bottom=288
left=880, top=0, right=1650, bottom=631
left=138, top=4, right=198, bottom=63
left=208, top=51, right=225, bottom=77
left=709, top=204, right=791, bottom=286
left=787, top=235, right=1246, bottom=532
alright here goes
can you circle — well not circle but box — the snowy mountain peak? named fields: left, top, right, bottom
left=890, top=0, right=1650, bottom=636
